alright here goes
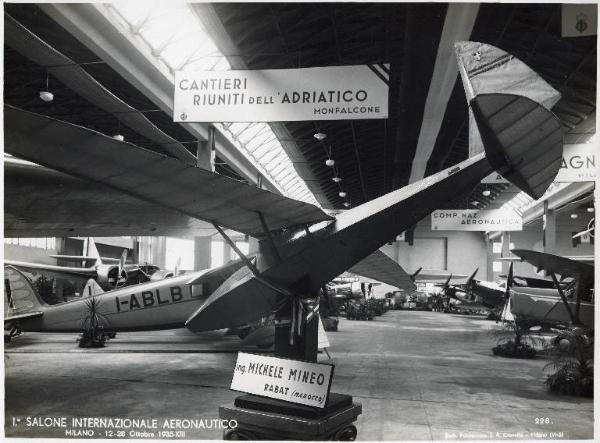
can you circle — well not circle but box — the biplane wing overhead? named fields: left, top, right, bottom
left=4, top=106, right=333, bottom=238
left=348, top=250, right=417, bottom=293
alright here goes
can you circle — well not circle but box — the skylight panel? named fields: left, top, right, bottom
left=107, top=2, right=320, bottom=207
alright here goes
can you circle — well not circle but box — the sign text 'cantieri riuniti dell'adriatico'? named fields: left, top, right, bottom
left=174, top=64, right=389, bottom=122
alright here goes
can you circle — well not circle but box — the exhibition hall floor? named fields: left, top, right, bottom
left=4, top=310, right=594, bottom=440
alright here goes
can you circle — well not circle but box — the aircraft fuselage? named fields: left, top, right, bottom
left=11, top=261, right=244, bottom=333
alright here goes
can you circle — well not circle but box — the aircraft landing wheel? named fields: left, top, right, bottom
left=333, top=425, right=357, bottom=441
left=223, top=429, right=256, bottom=440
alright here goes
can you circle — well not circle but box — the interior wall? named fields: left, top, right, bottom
left=380, top=218, right=489, bottom=280
left=4, top=244, right=58, bottom=264
left=505, top=208, right=594, bottom=278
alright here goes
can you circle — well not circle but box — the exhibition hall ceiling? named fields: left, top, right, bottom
left=3, top=3, right=596, bottom=213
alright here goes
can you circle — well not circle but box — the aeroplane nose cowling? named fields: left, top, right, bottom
left=471, top=93, right=563, bottom=200
left=96, top=265, right=128, bottom=290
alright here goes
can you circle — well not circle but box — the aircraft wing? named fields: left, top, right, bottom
left=5, top=156, right=219, bottom=238
left=413, top=271, right=468, bottom=282
left=4, top=260, right=98, bottom=279
left=510, top=249, right=594, bottom=280
left=4, top=106, right=333, bottom=237
left=348, top=250, right=417, bottom=292
left=47, top=255, right=100, bottom=264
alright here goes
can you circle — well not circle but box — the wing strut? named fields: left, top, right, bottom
left=212, top=222, right=260, bottom=276
left=548, top=271, right=578, bottom=325
left=257, top=211, right=281, bottom=262
left=211, top=221, right=294, bottom=299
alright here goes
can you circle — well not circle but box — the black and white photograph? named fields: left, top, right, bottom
left=2, top=1, right=597, bottom=441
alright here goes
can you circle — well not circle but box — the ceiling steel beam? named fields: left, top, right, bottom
left=408, top=3, right=480, bottom=183
left=40, top=3, right=279, bottom=194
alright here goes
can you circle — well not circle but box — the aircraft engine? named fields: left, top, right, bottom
left=96, top=265, right=128, bottom=290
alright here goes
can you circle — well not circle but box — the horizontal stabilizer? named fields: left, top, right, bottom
left=185, top=258, right=248, bottom=286
left=348, top=250, right=416, bottom=292
left=186, top=266, right=279, bottom=332
left=471, top=93, right=563, bottom=199
left=49, top=255, right=99, bottom=264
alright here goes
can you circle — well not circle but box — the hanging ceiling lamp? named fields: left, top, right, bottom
left=113, top=119, right=124, bottom=141
left=39, top=74, right=53, bottom=102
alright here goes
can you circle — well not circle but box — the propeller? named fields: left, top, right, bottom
left=572, top=217, right=595, bottom=240
left=410, top=267, right=422, bottom=282
left=117, top=249, right=128, bottom=287
left=466, top=267, right=479, bottom=287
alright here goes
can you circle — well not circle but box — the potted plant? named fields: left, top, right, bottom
left=491, top=318, right=539, bottom=358
left=78, top=296, right=108, bottom=348
left=544, top=327, right=593, bottom=397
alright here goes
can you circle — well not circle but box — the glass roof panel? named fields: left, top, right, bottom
left=108, top=2, right=319, bottom=207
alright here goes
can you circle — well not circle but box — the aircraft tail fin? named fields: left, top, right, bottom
left=4, top=266, right=46, bottom=320
left=455, top=41, right=560, bottom=157
left=81, top=278, right=105, bottom=298
left=471, top=93, right=563, bottom=199
left=456, top=42, right=563, bottom=199
left=83, top=237, right=102, bottom=267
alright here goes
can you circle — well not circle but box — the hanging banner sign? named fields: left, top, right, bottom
left=431, top=209, right=522, bottom=231
left=174, top=64, right=389, bottom=122
left=482, top=144, right=597, bottom=184
left=230, top=352, right=334, bottom=408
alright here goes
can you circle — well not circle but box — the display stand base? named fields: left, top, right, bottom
left=220, top=393, right=361, bottom=440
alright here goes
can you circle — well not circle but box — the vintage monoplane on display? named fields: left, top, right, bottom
left=4, top=42, right=566, bottom=360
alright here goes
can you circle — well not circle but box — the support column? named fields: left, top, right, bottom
left=54, top=237, right=66, bottom=254
left=223, top=241, right=232, bottom=264
left=144, top=236, right=167, bottom=269
left=543, top=200, right=556, bottom=254
left=248, top=237, right=259, bottom=255
left=485, top=235, right=494, bottom=281
left=193, top=236, right=212, bottom=270
left=196, top=126, right=215, bottom=171
left=501, top=231, right=511, bottom=275
left=131, top=237, right=140, bottom=264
